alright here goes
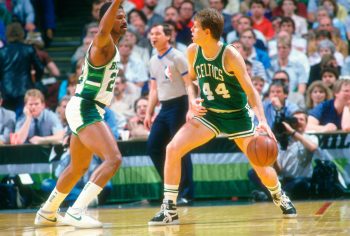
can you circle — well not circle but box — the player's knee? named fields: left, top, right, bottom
left=166, top=142, right=179, bottom=156
left=105, top=156, right=122, bottom=173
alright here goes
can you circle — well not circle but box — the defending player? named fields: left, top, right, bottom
left=149, top=8, right=296, bottom=226
left=34, top=1, right=127, bottom=228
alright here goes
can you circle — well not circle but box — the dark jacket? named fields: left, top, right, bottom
left=0, top=42, right=44, bottom=99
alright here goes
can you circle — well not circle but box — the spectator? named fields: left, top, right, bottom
left=226, top=15, right=267, bottom=49
left=250, top=0, right=274, bottom=40
left=263, top=80, right=299, bottom=136
left=0, top=91, right=15, bottom=145
left=270, top=33, right=307, bottom=94
left=272, top=70, right=306, bottom=109
left=312, top=7, right=347, bottom=42
left=142, top=0, right=163, bottom=28
left=127, top=96, right=150, bottom=139
left=124, top=28, right=150, bottom=64
left=118, top=38, right=149, bottom=88
left=321, top=66, right=339, bottom=90
left=280, top=0, right=307, bottom=37
left=232, top=40, right=268, bottom=81
left=308, top=36, right=344, bottom=67
left=239, top=29, right=271, bottom=70
left=176, top=0, right=194, bottom=45
left=0, top=22, right=44, bottom=116
left=71, top=35, right=93, bottom=69
left=249, top=110, right=319, bottom=200
left=251, top=75, right=265, bottom=99
left=13, top=89, right=65, bottom=145
left=109, top=72, right=141, bottom=128
left=307, top=79, right=350, bottom=132
left=305, top=81, right=333, bottom=111
left=308, top=53, right=341, bottom=87
left=56, top=95, right=70, bottom=130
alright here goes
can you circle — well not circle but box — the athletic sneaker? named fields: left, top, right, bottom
left=272, top=191, right=297, bottom=218
left=34, top=208, right=66, bottom=226
left=63, top=207, right=103, bottom=228
left=148, top=200, right=179, bottom=226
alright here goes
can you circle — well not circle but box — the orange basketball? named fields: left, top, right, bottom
left=247, top=135, right=278, bottom=167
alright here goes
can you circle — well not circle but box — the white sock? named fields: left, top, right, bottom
left=164, top=184, right=179, bottom=204
left=71, top=181, right=102, bottom=212
left=267, top=181, right=281, bottom=196
left=41, top=188, right=68, bottom=213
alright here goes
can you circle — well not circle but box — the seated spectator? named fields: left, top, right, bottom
left=232, top=40, right=268, bottom=81
left=0, top=91, right=15, bottom=145
left=110, top=73, right=141, bottom=129
left=279, top=0, right=308, bottom=37
left=308, top=38, right=344, bottom=67
left=263, top=80, right=299, bottom=131
left=124, top=28, right=150, bottom=65
left=56, top=95, right=70, bottom=130
left=321, top=66, right=339, bottom=90
left=272, top=70, right=306, bottom=109
left=305, top=81, right=333, bottom=111
left=249, top=110, right=319, bottom=200
left=226, top=15, right=267, bottom=50
left=118, top=38, right=149, bottom=88
left=308, top=54, right=341, bottom=87
left=127, top=97, right=149, bottom=139
left=270, top=34, right=307, bottom=94
left=251, top=75, right=265, bottom=99
left=307, top=79, right=350, bottom=132
left=176, top=0, right=194, bottom=45
left=209, top=0, right=232, bottom=37
left=250, top=0, right=275, bottom=40
left=239, top=28, right=271, bottom=70
left=12, top=89, right=65, bottom=145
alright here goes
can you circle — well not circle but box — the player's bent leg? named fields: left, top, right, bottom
left=35, top=135, right=93, bottom=227
left=63, top=122, right=122, bottom=228
left=149, top=119, right=215, bottom=226
left=234, top=136, right=297, bottom=218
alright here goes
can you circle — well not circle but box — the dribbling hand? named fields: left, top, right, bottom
left=256, top=121, right=277, bottom=142
left=190, top=98, right=207, bottom=117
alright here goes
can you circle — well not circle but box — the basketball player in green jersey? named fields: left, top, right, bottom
left=149, top=8, right=296, bottom=226
left=34, top=1, right=127, bottom=228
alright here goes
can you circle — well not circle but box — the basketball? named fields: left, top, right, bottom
left=247, top=135, right=278, bottom=167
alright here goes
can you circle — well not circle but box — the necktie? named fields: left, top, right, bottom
left=33, top=118, right=41, bottom=136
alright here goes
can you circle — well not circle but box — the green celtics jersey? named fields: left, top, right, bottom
left=75, top=43, right=120, bottom=106
left=193, top=43, right=247, bottom=112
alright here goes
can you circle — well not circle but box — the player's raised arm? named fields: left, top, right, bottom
left=94, top=0, right=123, bottom=49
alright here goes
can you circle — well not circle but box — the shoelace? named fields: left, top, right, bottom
left=279, top=195, right=292, bottom=210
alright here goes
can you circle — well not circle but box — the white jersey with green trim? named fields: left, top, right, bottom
left=75, top=43, right=120, bottom=106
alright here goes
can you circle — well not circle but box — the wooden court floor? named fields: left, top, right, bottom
left=0, top=200, right=350, bottom=236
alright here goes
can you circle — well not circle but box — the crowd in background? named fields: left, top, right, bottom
left=0, top=0, right=350, bottom=202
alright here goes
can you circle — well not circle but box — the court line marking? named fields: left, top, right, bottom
left=315, top=202, right=333, bottom=216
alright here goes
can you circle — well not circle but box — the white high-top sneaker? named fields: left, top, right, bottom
left=63, top=207, right=103, bottom=228
left=34, top=208, right=66, bottom=226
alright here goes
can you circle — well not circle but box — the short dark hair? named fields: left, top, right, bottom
left=151, top=23, right=172, bottom=38
left=99, top=2, right=124, bottom=22
left=268, top=80, right=289, bottom=95
left=6, top=22, right=25, bottom=42
left=250, top=0, right=265, bottom=8
left=321, top=66, right=339, bottom=79
left=280, top=16, right=295, bottom=33
left=273, top=70, right=290, bottom=82
left=134, top=96, right=148, bottom=112
left=127, top=9, right=147, bottom=25
left=194, top=8, right=224, bottom=40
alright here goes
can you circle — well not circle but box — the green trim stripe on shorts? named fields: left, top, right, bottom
left=75, top=99, right=103, bottom=133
